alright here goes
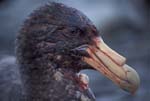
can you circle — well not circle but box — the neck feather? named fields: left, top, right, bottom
left=18, top=56, right=85, bottom=100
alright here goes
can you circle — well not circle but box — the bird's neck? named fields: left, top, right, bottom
left=20, top=56, right=82, bottom=100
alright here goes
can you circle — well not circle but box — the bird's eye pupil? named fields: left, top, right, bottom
left=71, top=30, right=76, bottom=34
left=69, top=27, right=82, bottom=38
left=70, top=27, right=78, bottom=34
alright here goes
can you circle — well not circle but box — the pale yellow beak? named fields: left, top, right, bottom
left=82, top=37, right=140, bottom=94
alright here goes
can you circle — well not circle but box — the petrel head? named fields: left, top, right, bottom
left=17, top=2, right=140, bottom=94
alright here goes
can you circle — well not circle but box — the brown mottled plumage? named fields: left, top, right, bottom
left=0, top=2, right=140, bottom=101
left=16, top=2, right=97, bottom=101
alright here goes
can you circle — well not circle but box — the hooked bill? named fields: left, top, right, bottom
left=82, top=36, right=140, bottom=94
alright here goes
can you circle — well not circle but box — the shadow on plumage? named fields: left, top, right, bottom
left=0, top=2, right=140, bottom=101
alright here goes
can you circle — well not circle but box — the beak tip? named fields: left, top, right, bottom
left=121, top=64, right=140, bottom=94
left=83, top=36, right=140, bottom=95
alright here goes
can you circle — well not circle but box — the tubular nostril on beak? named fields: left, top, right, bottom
left=82, top=36, right=140, bottom=94
left=93, top=37, right=126, bottom=66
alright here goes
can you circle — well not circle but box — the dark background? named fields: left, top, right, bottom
left=0, top=0, right=149, bottom=101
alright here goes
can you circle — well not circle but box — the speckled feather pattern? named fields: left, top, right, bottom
left=0, top=57, right=95, bottom=101
left=15, top=2, right=96, bottom=101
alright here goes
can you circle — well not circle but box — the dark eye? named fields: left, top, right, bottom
left=70, top=27, right=80, bottom=36
left=70, top=28, right=77, bottom=34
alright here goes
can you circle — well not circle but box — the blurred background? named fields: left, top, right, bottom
left=0, top=0, right=149, bottom=101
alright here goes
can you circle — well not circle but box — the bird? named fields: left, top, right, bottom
left=0, top=2, right=140, bottom=101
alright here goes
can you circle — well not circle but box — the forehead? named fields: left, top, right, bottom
left=23, top=2, right=99, bottom=45
left=31, top=2, right=96, bottom=30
